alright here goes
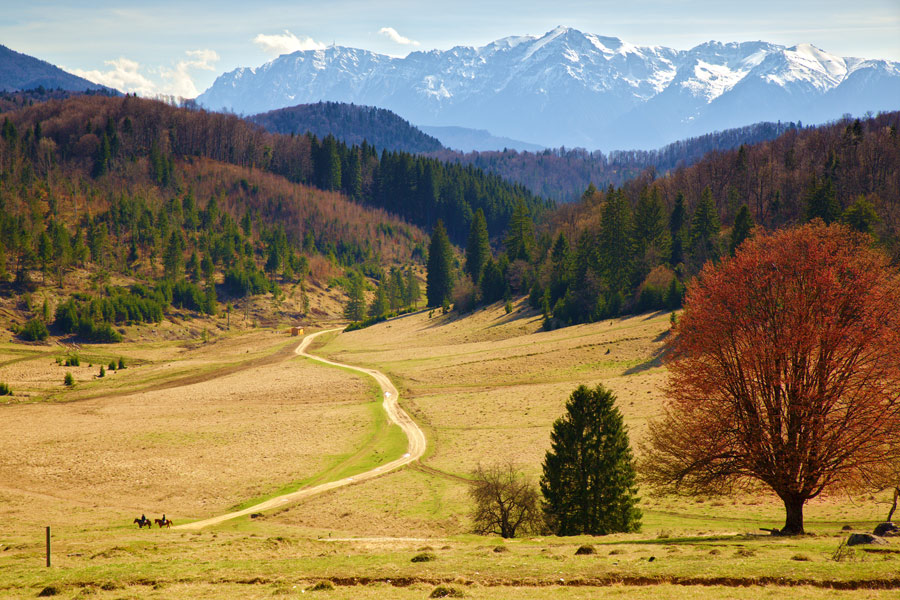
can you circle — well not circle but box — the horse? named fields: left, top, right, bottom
left=133, top=517, right=152, bottom=529
left=154, top=517, right=172, bottom=528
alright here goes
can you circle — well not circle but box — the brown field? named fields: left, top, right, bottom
left=0, top=329, right=380, bottom=537
left=0, top=301, right=897, bottom=599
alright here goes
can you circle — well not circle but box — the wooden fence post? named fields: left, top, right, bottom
left=45, top=526, right=51, bottom=567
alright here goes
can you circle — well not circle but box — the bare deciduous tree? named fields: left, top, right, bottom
left=470, top=463, right=543, bottom=538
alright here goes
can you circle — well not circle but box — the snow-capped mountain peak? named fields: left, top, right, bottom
left=196, top=28, right=900, bottom=150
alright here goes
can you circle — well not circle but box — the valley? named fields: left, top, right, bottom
left=0, top=302, right=896, bottom=599
left=1, top=8, right=899, bottom=599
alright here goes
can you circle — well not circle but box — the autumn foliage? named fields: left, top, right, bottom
left=644, top=223, right=900, bottom=534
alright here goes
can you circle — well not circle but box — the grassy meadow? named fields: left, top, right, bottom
left=0, top=302, right=897, bottom=598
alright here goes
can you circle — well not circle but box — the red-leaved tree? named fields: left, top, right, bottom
left=644, top=223, right=900, bottom=534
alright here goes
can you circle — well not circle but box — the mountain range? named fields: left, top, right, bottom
left=197, top=26, right=900, bottom=150
left=0, top=44, right=112, bottom=93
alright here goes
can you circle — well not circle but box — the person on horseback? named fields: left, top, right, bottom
left=162, top=514, right=166, bottom=525
left=141, top=513, right=146, bottom=524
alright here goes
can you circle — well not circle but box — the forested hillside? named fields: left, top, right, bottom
left=433, top=121, right=798, bottom=202
left=0, top=95, right=434, bottom=339
left=445, top=112, right=900, bottom=329
left=251, top=101, right=444, bottom=154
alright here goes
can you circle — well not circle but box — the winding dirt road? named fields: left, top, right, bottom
left=174, top=329, right=426, bottom=530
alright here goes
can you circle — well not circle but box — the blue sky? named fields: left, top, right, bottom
left=3, top=0, right=899, bottom=97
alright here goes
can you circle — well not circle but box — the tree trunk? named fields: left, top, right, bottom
left=886, top=487, right=899, bottom=523
left=781, top=496, right=805, bottom=535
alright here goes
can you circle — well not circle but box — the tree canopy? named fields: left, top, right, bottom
left=644, top=223, right=900, bottom=535
left=541, top=384, right=641, bottom=535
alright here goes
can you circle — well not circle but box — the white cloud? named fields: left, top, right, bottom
left=253, top=30, right=325, bottom=55
left=378, top=27, right=420, bottom=46
left=65, top=49, right=219, bottom=99
left=67, top=57, right=157, bottom=96
left=159, top=49, right=220, bottom=98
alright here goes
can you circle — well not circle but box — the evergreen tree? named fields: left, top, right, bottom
left=598, top=190, right=633, bottom=292
left=345, top=148, right=363, bottom=200
left=505, top=200, right=535, bottom=262
left=729, top=205, right=755, bottom=255
left=163, top=230, right=185, bottom=280
left=479, top=258, right=507, bottom=304
left=689, top=186, right=721, bottom=265
left=186, top=251, right=200, bottom=281
left=403, top=267, right=421, bottom=308
left=465, top=208, right=491, bottom=283
left=540, top=384, right=641, bottom=536
left=632, top=187, right=671, bottom=280
left=387, top=268, right=405, bottom=311
left=669, top=192, right=687, bottom=265
left=805, top=177, right=840, bottom=225
left=343, top=272, right=366, bottom=322
left=369, top=282, right=388, bottom=318
left=200, top=254, right=214, bottom=283
left=842, top=196, right=880, bottom=235
left=426, top=220, right=454, bottom=307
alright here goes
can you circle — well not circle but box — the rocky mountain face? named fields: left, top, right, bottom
left=197, top=27, right=900, bottom=150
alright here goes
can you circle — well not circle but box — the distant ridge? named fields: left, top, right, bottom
left=0, top=44, right=116, bottom=93
left=419, top=125, right=544, bottom=153
left=432, top=120, right=798, bottom=201
left=250, top=102, right=443, bottom=154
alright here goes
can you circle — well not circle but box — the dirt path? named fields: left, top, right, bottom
left=174, top=329, right=427, bottom=530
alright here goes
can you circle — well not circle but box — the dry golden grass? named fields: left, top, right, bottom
left=0, top=331, right=379, bottom=538
left=2, top=301, right=898, bottom=599
left=320, top=301, right=670, bottom=482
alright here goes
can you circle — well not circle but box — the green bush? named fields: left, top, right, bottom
left=64, top=372, right=74, bottom=387
left=0, top=382, right=12, bottom=396
left=305, top=581, right=334, bottom=592
left=118, top=357, right=126, bottom=369
left=411, top=552, right=436, bottom=563
left=99, top=365, right=105, bottom=378
left=108, top=360, right=117, bottom=371
left=430, top=585, right=464, bottom=598
left=65, top=355, right=80, bottom=367
left=20, top=318, right=49, bottom=341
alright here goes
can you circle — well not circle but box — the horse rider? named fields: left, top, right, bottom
left=141, top=513, right=147, bottom=525
left=161, top=514, right=166, bottom=525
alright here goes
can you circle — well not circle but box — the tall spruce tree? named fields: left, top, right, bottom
left=343, top=272, right=366, bottom=322
left=465, top=208, right=491, bottom=284
left=729, top=205, right=755, bottom=255
left=404, top=267, right=421, bottom=308
left=505, top=200, right=535, bottom=262
left=369, top=282, right=388, bottom=318
left=669, top=192, right=687, bottom=265
left=541, top=384, right=641, bottom=536
left=689, top=186, right=721, bottom=265
left=598, top=190, right=633, bottom=292
left=426, top=220, right=454, bottom=307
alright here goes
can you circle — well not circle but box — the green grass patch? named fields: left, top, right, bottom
left=225, top=360, right=408, bottom=514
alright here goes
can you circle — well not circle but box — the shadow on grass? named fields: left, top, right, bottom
left=623, top=343, right=669, bottom=375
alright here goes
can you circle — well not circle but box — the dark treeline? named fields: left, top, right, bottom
left=440, top=112, right=900, bottom=328
left=251, top=101, right=444, bottom=154
left=432, top=121, right=798, bottom=202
